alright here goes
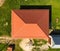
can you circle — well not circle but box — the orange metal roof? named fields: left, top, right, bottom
left=11, top=9, right=49, bottom=40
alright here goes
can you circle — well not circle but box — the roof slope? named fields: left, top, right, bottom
left=11, top=9, right=49, bottom=39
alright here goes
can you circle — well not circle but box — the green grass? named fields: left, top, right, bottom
left=0, top=0, right=20, bottom=36
left=33, top=39, right=47, bottom=46
left=48, top=48, right=60, bottom=51
left=0, top=43, right=8, bottom=51
left=14, top=39, right=23, bottom=51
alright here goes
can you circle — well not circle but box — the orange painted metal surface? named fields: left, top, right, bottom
left=11, top=10, right=49, bottom=41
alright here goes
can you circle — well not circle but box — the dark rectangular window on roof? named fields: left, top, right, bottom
left=20, top=5, right=52, bottom=29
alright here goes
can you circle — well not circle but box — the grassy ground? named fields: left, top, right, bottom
left=0, top=0, right=20, bottom=36
left=14, top=39, right=23, bottom=51
left=0, top=43, right=8, bottom=51
left=48, top=48, right=60, bottom=51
